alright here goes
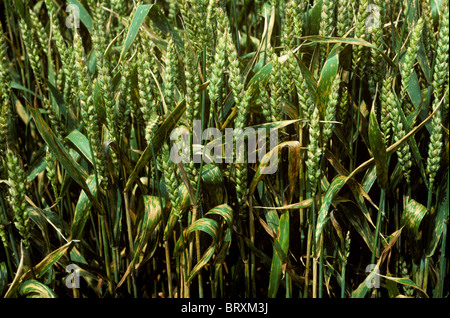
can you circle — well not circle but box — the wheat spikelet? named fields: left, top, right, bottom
left=337, top=0, right=354, bottom=37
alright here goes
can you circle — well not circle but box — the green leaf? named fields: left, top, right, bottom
left=0, top=262, right=7, bottom=295
left=120, top=4, right=154, bottom=61
left=315, top=175, right=347, bottom=247
left=10, top=81, right=43, bottom=99
left=300, top=35, right=397, bottom=69
left=66, top=129, right=94, bottom=166
left=296, top=57, right=318, bottom=102
left=305, top=0, right=322, bottom=35
left=268, top=211, right=289, bottom=298
left=247, top=61, right=272, bottom=104
left=368, top=105, right=388, bottom=189
left=26, top=157, right=46, bottom=182
left=18, top=280, right=57, bottom=298
left=145, top=5, right=183, bottom=49
left=70, top=175, right=99, bottom=240
left=46, top=80, right=66, bottom=120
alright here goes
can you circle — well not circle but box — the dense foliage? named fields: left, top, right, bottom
left=0, top=0, right=448, bottom=298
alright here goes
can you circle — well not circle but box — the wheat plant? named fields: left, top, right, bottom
left=0, top=0, right=448, bottom=299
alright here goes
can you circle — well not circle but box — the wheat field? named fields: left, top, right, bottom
left=0, top=0, right=448, bottom=298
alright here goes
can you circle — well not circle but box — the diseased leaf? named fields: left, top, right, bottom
left=27, top=102, right=104, bottom=214
left=22, top=241, right=76, bottom=281
left=205, top=204, right=233, bottom=230
left=401, top=199, right=428, bottom=242
left=340, top=202, right=375, bottom=254
left=185, top=217, right=219, bottom=283
left=18, top=280, right=57, bottom=298
left=249, top=141, right=300, bottom=197
left=117, top=196, right=162, bottom=289
left=316, top=45, right=340, bottom=118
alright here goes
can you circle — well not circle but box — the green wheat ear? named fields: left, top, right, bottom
left=400, top=18, right=424, bottom=115
left=426, top=1, right=449, bottom=189
left=380, top=74, right=395, bottom=145
left=6, top=148, right=30, bottom=248
left=306, top=106, right=321, bottom=196
left=0, top=25, right=11, bottom=158
left=269, top=51, right=283, bottom=121
left=208, top=7, right=228, bottom=122
left=322, top=72, right=340, bottom=149
left=163, top=37, right=178, bottom=115
left=138, top=35, right=161, bottom=143
left=392, top=94, right=412, bottom=184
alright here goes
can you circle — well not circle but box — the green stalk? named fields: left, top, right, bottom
left=311, top=196, right=317, bottom=298
left=123, top=192, right=137, bottom=297
left=439, top=219, right=447, bottom=297
left=371, top=189, right=385, bottom=265
left=341, top=262, right=346, bottom=298
left=164, top=240, right=174, bottom=298
left=100, top=214, right=114, bottom=295
left=318, top=239, right=324, bottom=298
left=249, top=199, right=256, bottom=297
